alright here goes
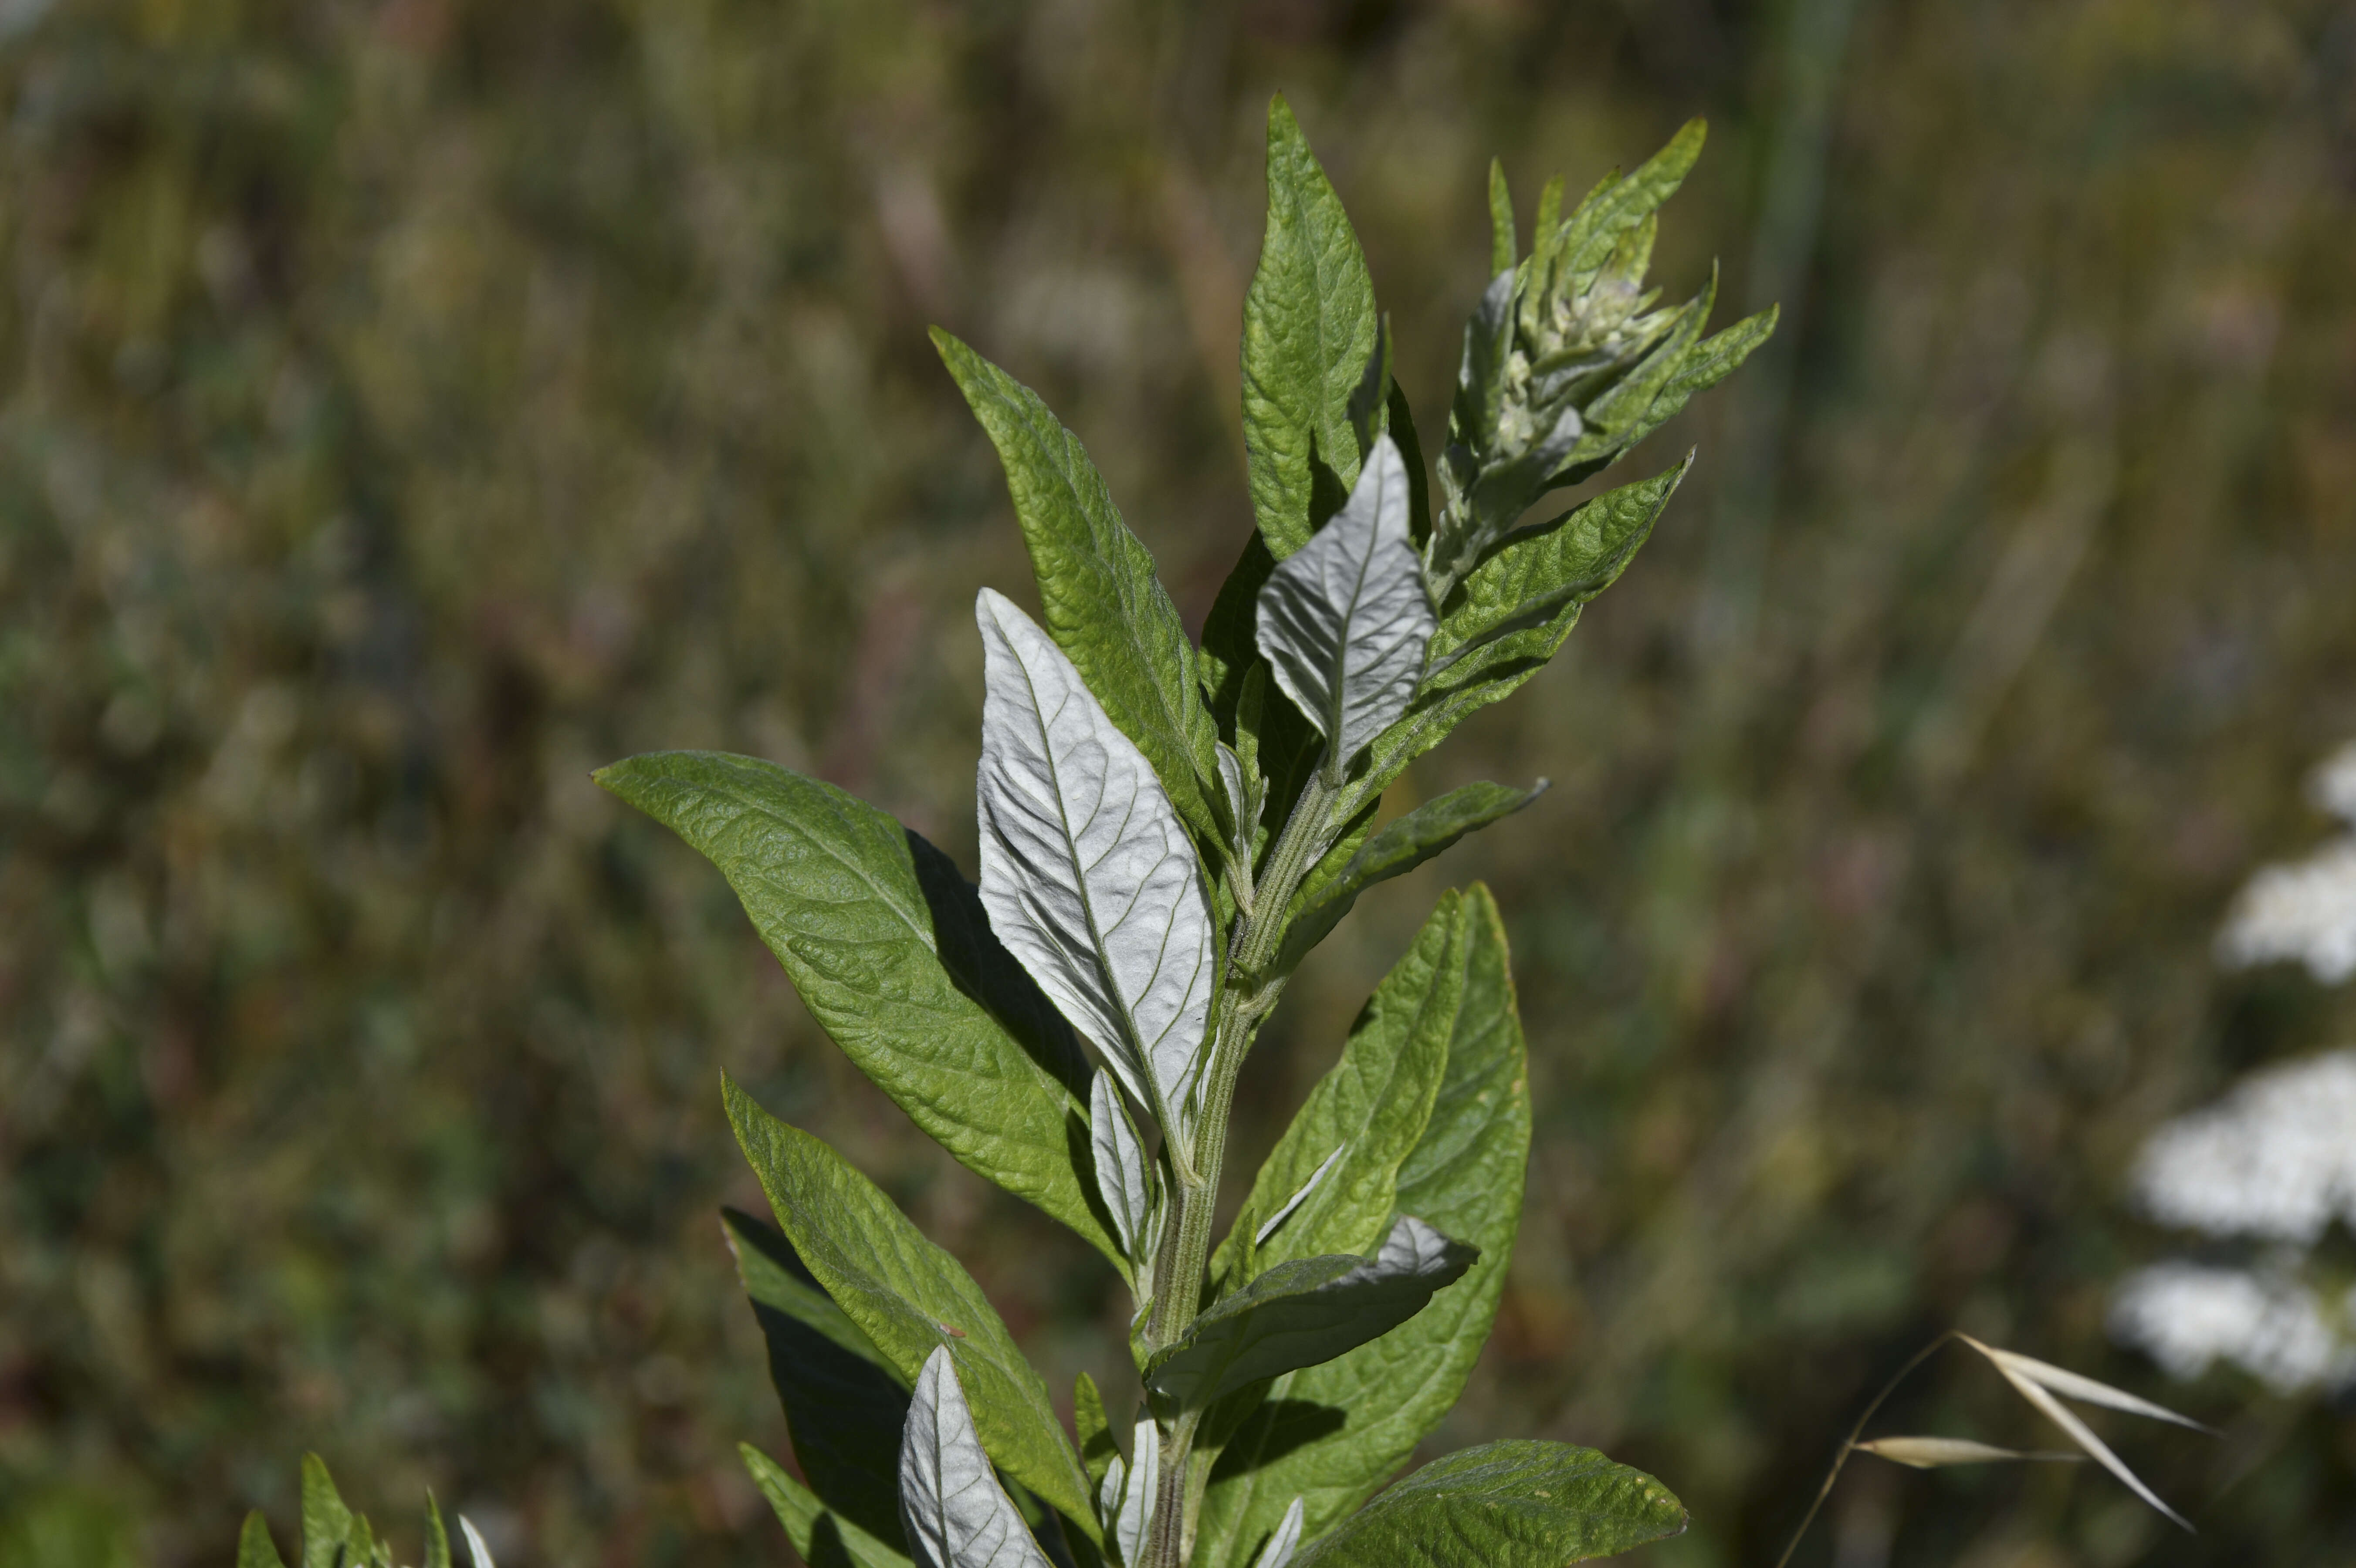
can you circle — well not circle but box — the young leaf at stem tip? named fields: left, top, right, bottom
left=900, top=1348, right=1058, bottom=1568
left=1256, top=434, right=1435, bottom=786
left=975, top=589, right=1217, bottom=1146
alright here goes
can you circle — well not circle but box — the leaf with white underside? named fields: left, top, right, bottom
left=900, top=1348, right=1059, bottom=1568
left=1253, top=1499, right=1306, bottom=1568
left=594, top=752, right=1117, bottom=1269
left=1960, top=1335, right=2208, bottom=1530
left=1286, top=1442, right=1685, bottom=1568
left=727, top=1078, right=1098, bottom=1540
left=1281, top=781, right=1546, bottom=972
left=1256, top=1146, right=1344, bottom=1246
left=976, top=588, right=1217, bottom=1139
left=1256, top=436, right=1435, bottom=783
left=1110, top=1420, right=1158, bottom=1566
left=1854, top=1437, right=2081, bottom=1469
left=1090, top=1073, right=1154, bottom=1267
left=1147, top=1216, right=1477, bottom=1409
left=458, top=1518, right=496, bottom=1568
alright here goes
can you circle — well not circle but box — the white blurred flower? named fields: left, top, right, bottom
left=2128, top=1050, right=2356, bottom=1245
left=2110, top=747, right=2356, bottom=1395
left=2109, top=1261, right=2356, bottom=1395
left=2216, top=741, right=2356, bottom=983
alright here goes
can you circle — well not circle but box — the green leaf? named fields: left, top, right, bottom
left=1605, top=304, right=1779, bottom=458
left=1074, top=1372, right=1119, bottom=1497
left=1431, top=459, right=1690, bottom=665
left=1145, top=1217, right=1478, bottom=1410
left=743, top=1444, right=914, bottom=1568
left=597, top=752, right=1120, bottom=1271
left=1216, top=892, right=1464, bottom=1285
left=1280, top=783, right=1547, bottom=973
left=298, top=1456, right=352, bottom=1568
left=1288, top=1442, right=1685, bottom=1568
left=423, top=1498, right=451, bottom=1568
left=932, top=331, right=1224, bottom=847
left=1556, top=119, right=1705, bottom=283
left=1486, top=159, right=1516, bottom=280
left=1198, top=886, right=1531, bottom=1557
left=723, top=1207, right=911, bottom=1549
left=237, top=1514, right=287, bottom=1568
left=1243, top=94, right=1379, bottom=559
left=724, top=1077, right=1100, bottom=1542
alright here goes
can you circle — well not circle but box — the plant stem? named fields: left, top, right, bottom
left=1137, top=767, right=1339, bottom=1568
left=1770, top=1331, right=1957, bottom=1568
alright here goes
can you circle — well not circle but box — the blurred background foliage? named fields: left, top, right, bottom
left=3, top=0, right=2354, bottom=1564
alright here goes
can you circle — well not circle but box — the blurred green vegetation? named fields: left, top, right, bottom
left=3, top=1, right=2353, bottom=1565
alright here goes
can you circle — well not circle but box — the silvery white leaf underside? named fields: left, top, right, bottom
left=1256, top=435, right=1435, bottom=779
left=899, top=1347, right=1056, bottom=1568
left=975, top=588, right=1216, bottom=1137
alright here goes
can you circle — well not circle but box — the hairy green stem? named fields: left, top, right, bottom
left=1138, top=766, right=1340, bottom=1568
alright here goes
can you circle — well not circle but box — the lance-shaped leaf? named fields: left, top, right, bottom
left=746, top=1446, right=914, bottom=1568
left=900, top=1348, right=1060, bottom=1568
left=1089, top=1073, right=1154, bottom=1267
left=724, top=1208, right=911, bottom=1547
left=1147, top=1216, right=1477, bottom=1410
left=1434, top=460, right=1686, bottom=667
left=1486, top=159, right=1517, bottom=279
left=1256, top=436, right=1435, bottom=783
left=1215, top=893, right=1463, bottom=1293
left=976, top=589, right=1217, bottom=1138
left=1197, top=887, right=1529, bottom=1559
left=1280, top=782, right=1547, bottom=972
left=1855, top=1437, right=2082, bottom=1469
left=727, top=1078, right=1099, bottom=1539
left=423, top=1498, right=453, bottom=1568
left=596, top=752, right=1117, bottom=1269
left=1286, top=1442, right=1685, bottom=1568
left=1243, top=94, right=1379, bottom=558
left=1074, top=1373, right=1119, bottom=1498
left=299, top=1455, right=360, bottom=1568
left=933, top=331, right=1223, bottom=847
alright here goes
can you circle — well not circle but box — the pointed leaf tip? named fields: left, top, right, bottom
left=900, top=1347, right=1059, bottom=1568
left=1255, top=435, right=1435, bottom=778
left=1252, top=1499, right=1307, bottom=1568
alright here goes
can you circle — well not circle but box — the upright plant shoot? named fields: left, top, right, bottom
left=598, top=98, right=1776, bottom=1568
